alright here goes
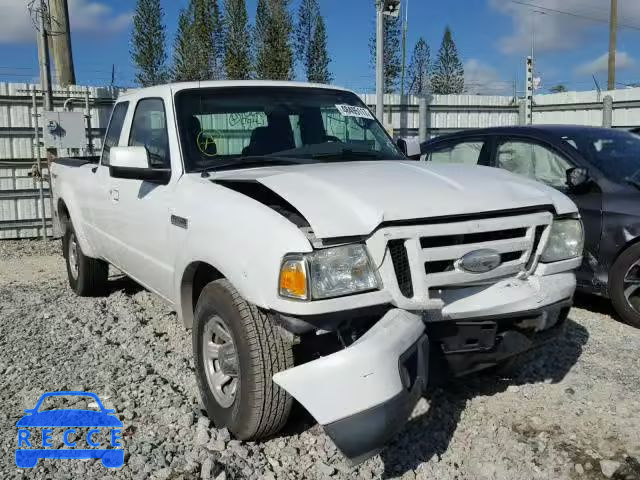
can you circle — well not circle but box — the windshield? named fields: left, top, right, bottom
left=560, top=129, right=640, bottom=184
left=175, top=87, right=404, bottom=172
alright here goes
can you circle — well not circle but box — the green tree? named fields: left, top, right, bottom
left=224, top=0, right=252, bottom=79
left=131, top=0, right=168, bottom=86
left=431, top=26, right=464, bottom=95
left=294, top=0, right=318, bottom=78
left=212, top=0, right=225, bottom=76
left=549, top=84, right=568, bottom=93
left=369, top=11, right=402, bottom=93
left=253, top=0, right=269, bottom=66
left=256, top=0, right=294, bottom=80
left=171, top=0, right=224, bottom=81
left=307, top=15, right=332, bottom=83
left=172, top=8, right=195, bottom=81
left=407, top=37, right=431, bottom=95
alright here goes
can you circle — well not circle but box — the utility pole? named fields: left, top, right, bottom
left=50, top=0, right=76, bottom=87
left=376, top=1, right=385, bottom=121
left=525, top=56, right=534, bottom=125
left=608, top=0, right=618, bottom=91
left=37, top=0, right=53, bottom=111
left=400, top=0, right=408, bottom=98
left=375, top=0, right=400, bottom=122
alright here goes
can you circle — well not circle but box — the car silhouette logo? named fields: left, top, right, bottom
left=458, top=249, right=502, bottom=273
left=15, top=391, right=124, bottom=469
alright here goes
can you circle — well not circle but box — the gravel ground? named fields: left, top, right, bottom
left=1, top=239, right=639, bottom=480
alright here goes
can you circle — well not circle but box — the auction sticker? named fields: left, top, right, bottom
left=335, top=104, right=375, bottom=120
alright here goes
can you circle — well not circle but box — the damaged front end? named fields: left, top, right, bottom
left=273, top=309, right=428, bottom=462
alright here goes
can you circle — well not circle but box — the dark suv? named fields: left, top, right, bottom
left=419, top=125, right=640, bottom=327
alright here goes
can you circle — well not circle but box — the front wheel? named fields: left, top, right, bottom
left=62, top=222, right=108, bottom=296
left=609, top=243, right=640, bottom=328
left=193, top=279, right=293, bottom=440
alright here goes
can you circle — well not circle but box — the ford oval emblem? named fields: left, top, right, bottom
left=459, top=249, right=502, bottom=273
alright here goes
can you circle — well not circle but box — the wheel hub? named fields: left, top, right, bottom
left=202, top=316, right=239, bottom=408
left=624, top=259, right=640, bottom=314
left=68, top=234, right=79, bottom=280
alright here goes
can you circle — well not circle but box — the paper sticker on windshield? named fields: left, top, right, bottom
left=335, top=104, right=374, bottom=120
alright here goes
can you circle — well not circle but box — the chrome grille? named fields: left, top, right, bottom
left=367, top=211, right=553, bottom=309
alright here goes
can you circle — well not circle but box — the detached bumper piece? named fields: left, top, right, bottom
left=273, top=309, right=428, bottom=462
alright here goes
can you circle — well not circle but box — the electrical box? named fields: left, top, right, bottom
left=42, top=111, right=86, bottom=149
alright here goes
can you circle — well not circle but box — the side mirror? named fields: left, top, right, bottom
left=396, top=137, right=422, bottom=160
left=109, top=146, right=170, bottom=184
left=566, top=167, right=589, bottom=190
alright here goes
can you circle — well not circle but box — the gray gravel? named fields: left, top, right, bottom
left=1, top=240, right=639, bottom=480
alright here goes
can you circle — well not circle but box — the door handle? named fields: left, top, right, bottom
left=109, top=188, right=119, bottom=202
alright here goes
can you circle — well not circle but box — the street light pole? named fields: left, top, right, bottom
left=376, top=0, right=384, bottom=122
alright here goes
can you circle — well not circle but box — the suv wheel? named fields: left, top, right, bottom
left=63, top=222, right=108, bottom=296
left=609, top=243, right=640, bottom=328
left=193, top=279, right=293, bottom=440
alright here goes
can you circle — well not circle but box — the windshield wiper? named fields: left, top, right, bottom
left=310, top=148, right=384, bottom=161
left=200, top=156, right=303, bottom=177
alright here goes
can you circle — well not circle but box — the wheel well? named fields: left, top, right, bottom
left=58, top=199, right=70, bottom=231
left=180, top=262, right=224, bottom=328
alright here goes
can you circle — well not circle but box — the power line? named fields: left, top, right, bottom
left=507, top=0, right=640, bottom=31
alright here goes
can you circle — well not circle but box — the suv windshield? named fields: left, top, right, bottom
left=560, top=129, right=640, bottom=185
left=175, top=87, right=404, bottom=172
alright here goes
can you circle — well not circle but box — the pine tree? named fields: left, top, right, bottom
left=253, top=0, right=269, bottom=65
left=369, top=11, right=402, bottom=93
left=431, top=26, right=464, bottom=95
left=171, top=0, right=224, bottom=81
left=294, top=0, right=319, bottom=79
left=407, top=37, right=431, bottom=95
left=131, top=0, right=168, bottom=86
left=172, top=7, right=196, bottom=81
left=256, top=0, right=293, bottom=80
left=307, top=15, right=332, bottom=83
left=212, top=0, right=225, bottom=77
left=224, top=0, right=252, bottom=79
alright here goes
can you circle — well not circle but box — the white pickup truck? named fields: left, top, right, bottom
left=52, top=81, right=583, bottom=460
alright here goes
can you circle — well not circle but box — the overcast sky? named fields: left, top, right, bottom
left=0, top=0, right=638, bottom=94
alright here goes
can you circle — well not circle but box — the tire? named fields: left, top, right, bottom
left=609, top=242, right=640, bottom=328
left=62, top=222, right=108, bottom=296
left=193, top=279, right=293, bottom=440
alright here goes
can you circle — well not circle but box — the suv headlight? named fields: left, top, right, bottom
left=540, top=218, right=584, bottom=263
left=279, top=244, right=380, bottom=300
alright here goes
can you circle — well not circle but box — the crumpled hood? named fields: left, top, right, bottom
left=213, top=161, right=578, bottom=238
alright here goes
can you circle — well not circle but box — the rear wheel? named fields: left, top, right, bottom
left=193, top=279, right=293, bottom=440
left=63, top=222, right=108, bottom=296
left=609, top=243, right=640, bottom=328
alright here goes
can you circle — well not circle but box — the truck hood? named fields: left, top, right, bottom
left=212, top=161, right=577, bottom=238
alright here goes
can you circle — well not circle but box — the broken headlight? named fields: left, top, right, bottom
left=540, top=218, right=584, bottom=263
left=279, top=244, right=380, bottom=300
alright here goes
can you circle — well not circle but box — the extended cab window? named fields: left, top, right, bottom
left=129, top=98, right=170, bottom=168
left=497, top=140, right=572, bottom=189
left=426, top=140, right=485, bottom=165
left=101, top=101, right=129, bottom=166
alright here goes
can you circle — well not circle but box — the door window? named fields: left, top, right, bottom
left=496, top=140, right=572, bottom=188
left=129, top=98, right=170, bottom=168
left=101, top=101, right=129, bottom=166
left=426, top=140, right=485, bottom=165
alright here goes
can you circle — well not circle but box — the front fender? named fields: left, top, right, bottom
left=171, top=186, right=313, bottom=327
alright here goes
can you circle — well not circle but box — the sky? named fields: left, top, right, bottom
left=0, top=0, right=639, bottom=95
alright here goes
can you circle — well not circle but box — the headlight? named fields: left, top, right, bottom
left=279, top=244, right=380, bottom=300
left=540, top=218, right=584, bottom=263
